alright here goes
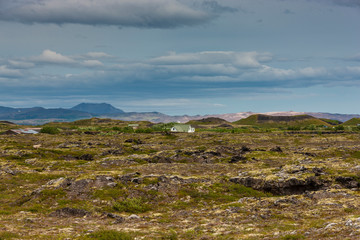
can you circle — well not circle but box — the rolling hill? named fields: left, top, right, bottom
left=233, top=114, right=332, bottom=128
left=186, top=117, right=229, bottom=125
left=342, top=118, right=360, bottom=126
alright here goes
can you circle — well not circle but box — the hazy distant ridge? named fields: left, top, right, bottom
left=0, top=103, right=359, bottom=124
left=71, top=103, right=124, bottom=115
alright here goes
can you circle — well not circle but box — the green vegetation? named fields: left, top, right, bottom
left=343, top=117, right=360, bottom=126
left=1, top=117, right=360, bottom=239
left=40, top=126, right=60, bottom=134
left=0, top=232, right=19, bottom=240
left=320, top=118, right=342, bottom=125
left=281, top=234, right=305, bottom=240
left=178, top=182, right=272, bottom=205
left=113, top=198, right=151, bottom=213
left=86, top=230, right=133, bottom=240
left=233, top=114, right=332, bottom=129
left=186, top=117, right=228, bottom=125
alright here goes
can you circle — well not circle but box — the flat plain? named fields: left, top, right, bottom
left=0, top=119, right=360, bottom=239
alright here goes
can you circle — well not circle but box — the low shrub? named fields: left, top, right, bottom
left=40, top=126, right=60, bottom=134
left=87, top=230, right=133, bottom=240
left=113, top=197, right=151, bottom=213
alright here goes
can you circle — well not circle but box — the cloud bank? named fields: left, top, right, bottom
left=0, top=0, right=235, bottom=28
left=2, top=50, right=360, bottom=92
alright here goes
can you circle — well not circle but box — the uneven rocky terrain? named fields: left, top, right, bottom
left=0, top=119, right=360, bottom=239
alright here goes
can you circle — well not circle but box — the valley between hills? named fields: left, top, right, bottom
left=1, top=109, right=360, bottom=239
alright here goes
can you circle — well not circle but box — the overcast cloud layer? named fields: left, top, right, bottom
left=0, top=0, right=360, bottom=114
left=0, top=0, right=236, bottom=28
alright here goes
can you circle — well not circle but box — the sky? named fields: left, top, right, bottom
left=0, top=0, right=360, bottom=115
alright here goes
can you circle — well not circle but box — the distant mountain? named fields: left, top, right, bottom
left=0, top=106, right=18, bottom=114
left=71, top=103, right=124, bottom=115
left=13, top=108, right=92, bottom=120
left=0, top=106, right=92, bottom=123
left=0, top=103, right=359, bottom=125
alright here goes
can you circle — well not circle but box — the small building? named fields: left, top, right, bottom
left=170, top=124, right=195, bottom=133
left=128, top=124, right=139, bottom=130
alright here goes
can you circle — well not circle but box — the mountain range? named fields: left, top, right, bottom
left=0, top=103, right=359, bottom=125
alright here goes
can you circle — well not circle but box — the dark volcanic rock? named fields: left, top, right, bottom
left=57, top=176, right=117, bottom=198
left=270, top=146, right=283, bottom=152
left=125, top=139, right=143, bottom=144
left=101, top=149, right=123, bottom=156
left=76, top=153, right=94, bottom=161
left=230, top=176, right=327, bottom=195
left=241, top=146, right=251, bottom=153
left=229, top=155, right=247, bottom=163
left=49, top=207, right=90, bottom=218
left=336, top=176, right=360, bottom=189
left=105, top=212, right=125, bottom=223
left=119, top=172, right=141, bottom=183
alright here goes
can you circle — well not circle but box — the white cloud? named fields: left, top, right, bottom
left=82, top=60, right=104, bottom=67
left=0, top=65, right=23, bottom=78
left=19, top=49, right=108, bottom=68
left=149, top=51, right=272, bottom=68
left=298, top=67, right=327, bottom=77
left=84, top=52, right=113, bottom=59
left=32, top=49, right=76, bottom=64
left=0, top=0, right=229, bottom=28
left=8, top=60, right=35, bottom=69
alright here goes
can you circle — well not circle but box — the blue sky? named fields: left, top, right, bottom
left=0, top=0, right=359, bottom=115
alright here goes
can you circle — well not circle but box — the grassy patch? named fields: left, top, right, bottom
left=351, top=151, right=360, bottom=159
left=177, top=182, right=272, bottom=206
left=0, top=232, right=19, bottom=240
left=38, top=188, right=66, bottom=202
left=85, top=230, right=133, bottom=240
left=160, top=230, right=178, bottom=240
left=113, top=197, right=151, bottom=213
left=281, top=234, right=305, bottom=240
left=93, top=186, right=127, bottom=201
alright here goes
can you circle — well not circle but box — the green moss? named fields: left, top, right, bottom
left=85, top=230, right=133, bottom=240
left=39, top=189, right=66, bottom=201
left=0, top=232, right=19, bottom=240
left=177, top=182, right=272, bottom=206
left=25, top=204, right=45, bottom=213
left=351, top=151, right=360, bottom=159
left=344, top=207, right=356, bottom=213
left=142, top=177, right=160, bottom=185
left=160, top=230, right=178, bottom=240
left=113, top=197, right=151, bottom=213
left=93, top=186, right=127, bottom=201
left=281, top=234, right=305, bottom=240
